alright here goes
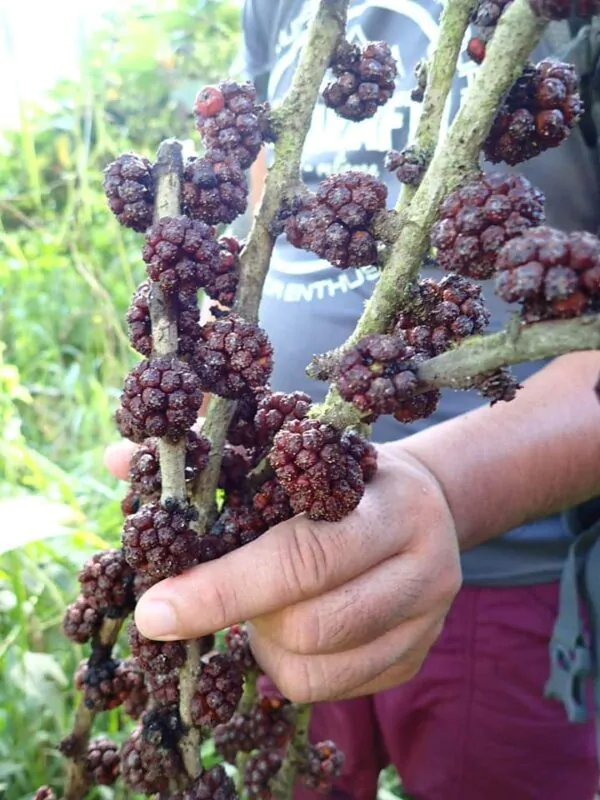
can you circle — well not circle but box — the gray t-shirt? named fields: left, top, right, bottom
left=241, top=0, right=600, bottom=585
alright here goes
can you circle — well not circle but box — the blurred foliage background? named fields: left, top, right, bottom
left=0, top=0, right=404, bottom=797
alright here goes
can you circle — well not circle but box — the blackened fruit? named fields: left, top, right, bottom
left=190, top=653, right=244, bottom=729
left=269, top=419, right=366, bottom=522
left=473, top=368, right=521, bottom=404
left=193, top=314, right=273, bottom=399
left=254, top=390, right=312, bottom=447
left=529, top=0, right=600, bottom=18
left=252, top=478, right=294, bottom=527
left=384, top=147, right=427, bottom=186
left=298, top=741, right=345, bottom=794
left=128, top=621, right=187, bottom=674
left=86, top=738, right=120, bottom=786
left=126, top=280, right=200, bottom=358
left=129, top=430, right=211, bottom=497
left=282, top=172, right=387, bottom=268
left=430, top=172, right=545, bottom=279
left=323, top=40, right=397, bottom=122
left=103, top=153, right=154, bottom=232
left=244, top=751, right=283, bottom=799
left=194, top=80, right=273, bottom=169
left=494, top=226, right=600, bottom=319
left=218, top=444, right=252, bottom=495
left=142, top=215, right=219, bottom=294
left=393, top=389, right=441, bottom=424
left=120, top=725, right=181, bottom=795
left=74, top=657, right=137, bottom=712
left=181, top=765, right=237, bottom=800
left=335, top=334, right=421, bottom=420
left=224, top=624, right=257, bottom=672
left=122, top=500, right=201, bottom=579
left=183, top=153, right=248, bottom=225
left=392, top=274, right=490, bottom=355
left=209, top=506, right=267, bottom=553
left=484, top=60, right=582, bottom=165
left=226, top=388, right=266, bottom=448
left=78, top=548, right=134, bottom=616
left=62, top=596, right=102, bottom=644
left=115, top=356, right=204, bottom=444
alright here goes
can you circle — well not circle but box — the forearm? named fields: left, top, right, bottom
left=390, top=352, right=600, bottom=550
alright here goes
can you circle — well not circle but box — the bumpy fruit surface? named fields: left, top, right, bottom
left=474, top=368, right=521, bottom=404
left=209, top=505, right=267, bottom=552
left=323, top=40, right=397, bottom=121
left=384, top=147, right=427, bottom=186
left=252, top=478, right=294, bottom=527
left=282, top=172, right=387, bottom=268
left=430, top=172, right=545, bottom=279
left=62, top=596, right=102, bottom=644
left=182, top=153, right=248, bottom=225
left=203, top=236, right=241, bottom=309
left=529, top=0, right=600, bottom=17
left=392, top=274, right=490, bottom=355
left=244, top=751, right=283, bottom=799
left=120, top=725, right=181, bottom=795
left=466, top=0, right=514, bottom=63
left=142, top=215, right=219, bottom=294
left=484, top=61, right=582, bottom=165
left=226, top=388, right=267, bottom=448
left=335, top=334, right=421, bottom=420
left=78, top=548, right=134, bottom=616
left=74, top=657, right=135, bottom=712
left=224, top=624, right=257, bottom=672
left=193, top=314, right=273, bottom=399
left=86, top=738, right=120, bottom=786
left=180, top=765, right=237, bottom=800
left=214, top=713, right=255, bottom=763
left=298, top=741, right=345, bottom=793
left=122, top=500, right=201, bottom=579
left=129, top=430, right=211, bottom=498
left=103, top=153, right=154, bottom=232
left=126, top=280, right=200, bottom=358
left=269, top=419, right=366, bottom=522
left=123, top=675, right=149, bottom=720
left=254, top=390, right=312, bottom=447
left=128, top=621, right=187, bottom=674
left=116, top=357, right=203, bottom=444
left=340, top=430, right=378, bottom=483
left=218, top=444, right=252, bottom=495
left=146, top=671, right=180, bottom=706
left=190, top=654, right=244, bottom=728
left=393, top=389, right=441, bottom=424
left=193, top=80, right=272, bottom=169
left=494, top=226, right=600, bottom=319
left=248, top=696, right=296, bottom=750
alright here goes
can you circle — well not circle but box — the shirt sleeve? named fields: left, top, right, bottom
left=239, top=0, right=273, bottom=101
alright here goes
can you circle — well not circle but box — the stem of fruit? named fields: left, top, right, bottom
left=192, top=0, right=351, bottom=530
left=310, top=0, right=548, bottom=429
left=418, top=314, right=600, bottom=388
left=396, top=0, right=477, bottom=211
left=149, top=139, right=203, bottom=779
left=271, top=704, right=312, bottom=800
left=63, top=618, right=123, bottom=800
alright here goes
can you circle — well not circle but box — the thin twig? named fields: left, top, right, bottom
left=271, top=705, right=312, bottom=800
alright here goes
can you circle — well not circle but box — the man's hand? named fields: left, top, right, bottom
left=104, top=442, right=461, bottom=703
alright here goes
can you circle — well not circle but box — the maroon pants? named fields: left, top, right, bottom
left=292, top=583, right=599, bottom=800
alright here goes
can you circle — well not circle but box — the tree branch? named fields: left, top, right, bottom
left=312, top=0, right=547, bottom=427
left=270, top=704, right=311, bottom=800
left=418, top=314, right=600, bottom=389
left=63, top=618, right=123, bottom=800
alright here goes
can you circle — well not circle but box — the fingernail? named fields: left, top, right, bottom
left=135, top=597, right=179, bottom=640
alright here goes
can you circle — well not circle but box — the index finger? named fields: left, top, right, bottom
left=134, top=457, right=439, bottom=640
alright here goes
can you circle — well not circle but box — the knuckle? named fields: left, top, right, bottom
left=276, top=659, right=315, bottom=704
left=278, top=519, right=331, bottom=599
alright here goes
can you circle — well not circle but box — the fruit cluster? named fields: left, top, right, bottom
left=322, top=40, right=398, bottom=121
